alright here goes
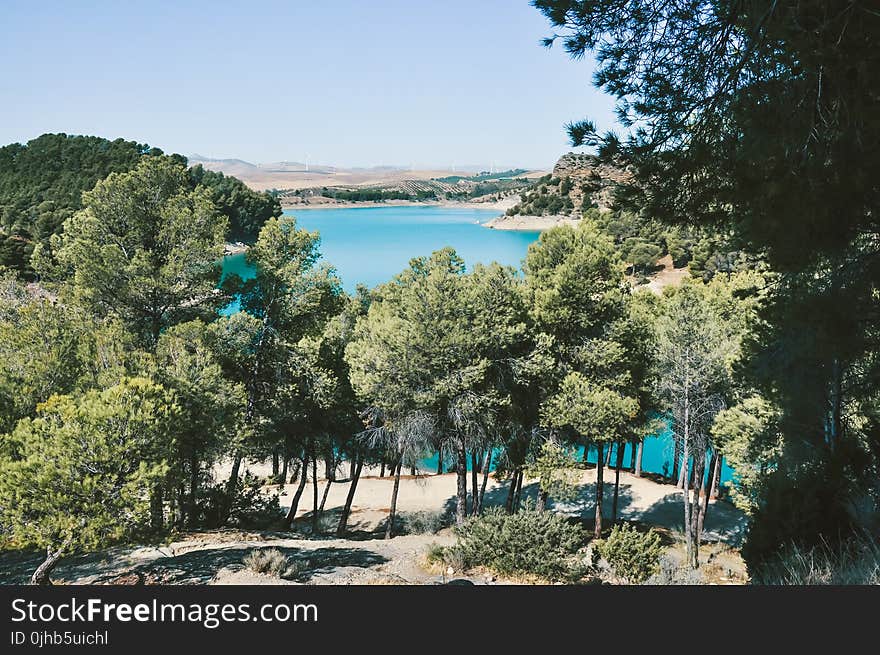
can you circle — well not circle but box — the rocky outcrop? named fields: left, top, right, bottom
left=485, top=152, right=632, bottom=230
left=551, top=152, right=632, bottom=213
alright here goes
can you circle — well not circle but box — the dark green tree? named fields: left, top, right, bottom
left=188, top=164, right=282, bottom=242
left=533, top=0, right=880, bottom=566
left=45, top=156, right=228, bottom=350
left=211, top=215, right=342, bottom=524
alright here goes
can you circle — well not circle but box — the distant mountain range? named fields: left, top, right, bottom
left=186, top=154, right=544, bottom=191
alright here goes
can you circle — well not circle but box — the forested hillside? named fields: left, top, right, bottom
left=0, top=134, right=166, bottom=275
left=0, top=134, right=280, bottom=276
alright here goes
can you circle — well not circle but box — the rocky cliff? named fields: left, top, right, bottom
left=486, top=153, right=631, bottom=230
left=550, top=152, right=632, bottom=213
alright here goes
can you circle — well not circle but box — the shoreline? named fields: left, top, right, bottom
left=282, top=196, right=519, bottom=213
left=223, top=241, right=248, bottom=255
left=483, top=213, right=580, bottom=231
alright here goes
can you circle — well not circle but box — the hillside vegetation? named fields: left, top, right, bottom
left=503, top=153, right=758, bottom=282
left=0, top=134, right=280, bottom=276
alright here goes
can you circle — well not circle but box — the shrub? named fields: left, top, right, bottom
left=449, top=506, right=585, bottom=580
left=644, top=555, right=704, bottom=585
left=198, top=473, right=282, bottom=529
left=424, top=542, right=447, bottom=565
left=442, top=544, right=469, bottom=573
left=524, top=441, right=581, bottom=506
left=243, top=548, right=288, bottom=577
left=303, top=513, right=338, bottom=535
left=399, top=510, right=446, bottom=535
left=742, top=447, right=874, bottom=572
left=595, top=523, right=663, bottom=583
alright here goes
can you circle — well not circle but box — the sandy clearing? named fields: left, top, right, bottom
left=227, top=458, right=746, bottom=546
left=638, top=254, right=690, bottom=294
left=0, top=459, right=746, bottom=586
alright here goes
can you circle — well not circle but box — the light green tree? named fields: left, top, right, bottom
left=0, top=283, right=144, bottom=434
left=653, top=278, right=752, bottom=568
left=0, top=378, right=178, bottom=584
left=525, top=220, right=647, bottom=533
left=543, top=372, right=639, bottom=537
left=346, top=249, right=527, bottom=526
left=712, top=395, right=784, bottom=514
left=524, top=440, right=582, bottom=511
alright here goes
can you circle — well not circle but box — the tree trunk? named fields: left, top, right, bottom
left=150, top=484, right=164, bottom=531
left=436, top=444, right=443, bottom=474
left=272, top=450, right=279, bottom=479
left=826, top=357, right=843, bottom=451
left=221, top=450, right=243, bottom=525
left=604, top=444, right=613, bottom=466
left=505, top=470, right=517, bottom=513
left=337, top=455, right=363, bottom=537
left=682, top=391, right=694, bottom=568
left=187, top=450, right=199, bottom=528
left=478, top=450, right=492, bottom=514
left=280, top=456, right=289, bottom=490
left=311, top=454, right=319, bottom=533
left=703, top=453, right=718, bottom=526
left=319, top=452, right=336, bottom=515
left=455, top=445, right=468, bottom=525
left=318, top=479, right=332, bottom=515
left=537, top=489, right=549, bottom=512
left=284, top=453, right=309, bottom=527
left=470, top=451, right=479, bottom=516
left=379, top=461, right=385, bottom=478
left=635, top=440, right=644, bottom=478
left=595, top=442, right=605, bottom=538
left=612, top=440, right=625, bottom=523
left=690, top=451, right=707, bottom=569
left=513, top=468, right=524, bottom=512
left=629, top=439, right=637, bottom=470
left=710, top=454, right=722, bottom=499
left=289, top=458, right=301, bottom=484
left=324, top=451, right=335, bottom=481
left=683, top=456, right=692, bottom=567
left=672, top=438, right=681, bottom=483
left=385, top=461, right=403, bottom=539
left=30, top=537, right=73, bottom=586
left=697, top=452, right=714, bottom=555
left=174, top=482, right=185, bottom=528
left=349, top=457, right=356, bottom=479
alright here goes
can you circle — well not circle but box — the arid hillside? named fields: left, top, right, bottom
left=188, top=154, right=546, bottom=192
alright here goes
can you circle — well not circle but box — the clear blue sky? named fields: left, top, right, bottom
left=0, top=0, right=616, bottom=169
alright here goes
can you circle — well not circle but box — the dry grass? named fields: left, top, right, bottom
left=242, top=548, right=288, bottom=577
left=754, top=538, right=880, bottom=585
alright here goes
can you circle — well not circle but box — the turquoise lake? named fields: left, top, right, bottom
left=221, top=205, right=538, bottom=296
left=221, top=205, right=734, bottom=485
